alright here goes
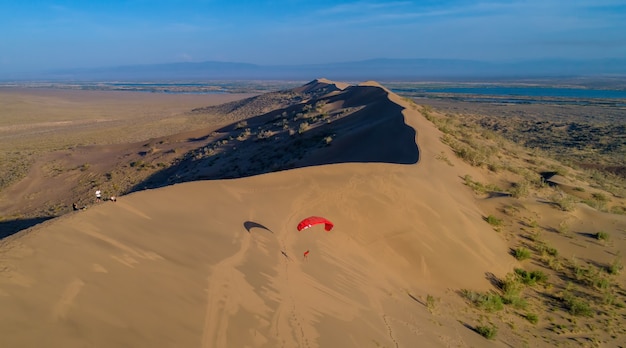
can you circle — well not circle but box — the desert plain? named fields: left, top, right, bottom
left=0, top=80, right=625, bottom=347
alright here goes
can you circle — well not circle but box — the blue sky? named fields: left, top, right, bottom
left=1, top=0, right=625, bottom=74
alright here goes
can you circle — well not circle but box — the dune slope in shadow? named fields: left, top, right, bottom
left=130, top=79, right=418, bottom=192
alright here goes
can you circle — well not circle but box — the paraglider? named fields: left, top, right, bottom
left=297, top=216, right=334, bottom=232
left=297, top=217, right=332, bottom=263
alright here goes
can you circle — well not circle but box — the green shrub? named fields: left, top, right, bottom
left=602, top=290, right=617, bottom=306
left=514, top=247, right=532, bottom=261
left=514, top=268, right=548, bottom=286
left=130, top=160, right=146, bottom=169
left=501, top=273, right=523, bottom=297
left=595, top=231, right=609, bottom=241
left=499, top=273, right=527, bottom=309
left=593, top=276, right=610, bottom=290
left=563, top=295, right=594, bottom=317
left=462, top=290, right=504, bottom=312
left=592, top=192, right=608, bottom=202
left=479, top=293, right=504, bottom=312
left=509, top=181, right=530, bottom=198
left=485, top=215, right=503, bottom=226
left=426, top=294, right=436, bottom=313
left=547, top=256, right=563, bottom=271
left=550, top=191, right=576, bottom=211
left=453, top=145, right=486, bottom=167
left=525, top=313, right=539, bottom=324
left=536, top=242, right=558, bottom=257
left=487, top=162, right=501, bottom=172
left=476, top=325, right=498, bottom=339
left=435, top=152, right=454, bottom=166
left=507, top=296, right=528, bottom=309
left=608, top=256, right=623, bottom=275
left=572, top=259, right=589, bottom=281
left=462, top=175, right=482, bottom=192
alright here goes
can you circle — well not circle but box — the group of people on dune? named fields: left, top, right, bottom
left=95, top=189, right=116, bottom=202
left=72, top=188, right=117, bottom=211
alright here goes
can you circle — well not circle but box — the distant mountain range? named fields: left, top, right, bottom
left=6, top=58, right=626, bottom=81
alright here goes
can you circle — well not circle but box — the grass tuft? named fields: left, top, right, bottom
left=513, top=247, right=532, bottom=261
left=484, top=215, right=503, bottom=227
left=475, top=325, right=498, bottom=339
left=595, top=231, right=609, bottom=241
left=461, top=290, right=504, bottom=312
left=525, top=313, right=539, bottom=324
left=514, top=268, right=548, bottom=286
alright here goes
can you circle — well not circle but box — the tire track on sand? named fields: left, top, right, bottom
left=201, top=232, right=252, bottom=348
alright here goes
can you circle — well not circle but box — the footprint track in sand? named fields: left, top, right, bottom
left=271, top=227, right=314, bottom=348
left=382, top=315, right=400, bottom=348
left=268, top=281, right=309, bottom=348
left=290, top=303, right=311, bottom=348
left=386, top=315, right=423, bottom=336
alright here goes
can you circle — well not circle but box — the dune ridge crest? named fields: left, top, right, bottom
left=127, top=79, right=420, bottom=191
left=293, top=78, right=349, bottom=93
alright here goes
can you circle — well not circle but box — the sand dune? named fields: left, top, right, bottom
left=0, top=165, right=512, bottom=347
left=4, top=79, right=617, bottom=347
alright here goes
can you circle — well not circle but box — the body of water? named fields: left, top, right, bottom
left=429, top=86, right=626, bottom=99
left=388, top=84, right=626, bottom=106
left=393, top=85, right=626, bottom=100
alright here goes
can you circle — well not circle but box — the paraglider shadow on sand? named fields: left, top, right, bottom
left=242, top=221, right=293, bottom=260
left=126, top=84, right=419, bottom=193
left=243, top=221, right=273, bottom=234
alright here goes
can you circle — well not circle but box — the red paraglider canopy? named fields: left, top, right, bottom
left=297, top=216, right=334, bottom=232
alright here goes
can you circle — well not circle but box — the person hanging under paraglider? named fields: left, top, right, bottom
left=296, top=216, right=333, bottom=263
